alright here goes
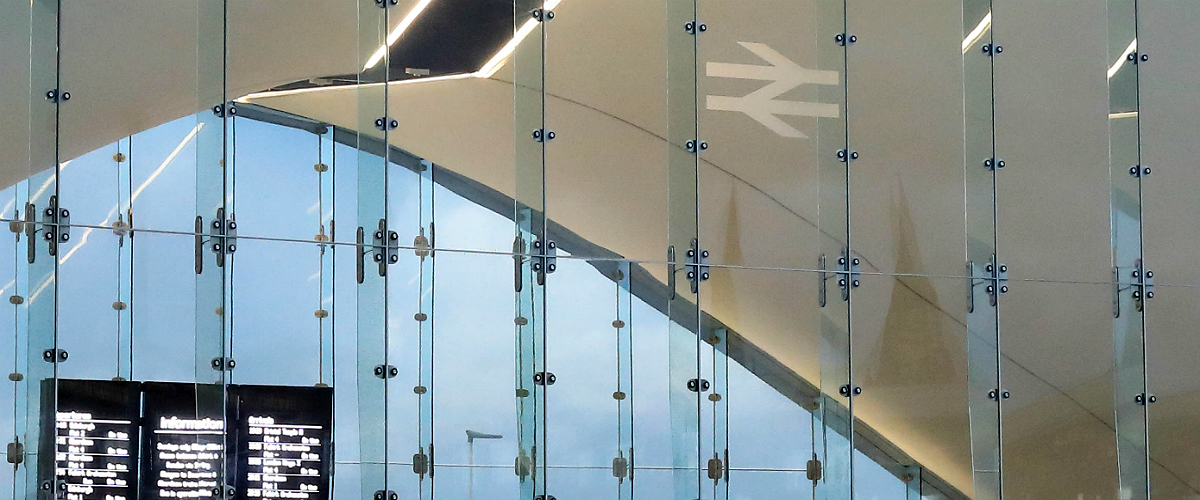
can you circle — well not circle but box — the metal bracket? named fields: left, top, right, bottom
left=707, top=454, right=723, bottom=481
left=836, top=149, right=859, bottom=162
left=45, top=89, right=70, bottom=103
left=686, top=378, right=710, bottom=392
left=372, top=219, right=400, bottom=277
left=982, top=43, right=1003, bottom=55
left=987, top=389, right=1011, bottom=401
left=806, top=454, right=822, bottom=483
left=24, top=203, right=36, bottom=264
left=212, top=102, right=236, bottom=118
left=374, top=0, right=399, bottom=6
left=357, top=227, right=366, bottom=284
left=1131, top=261, right=1154, bottom=312
left=532, top=240, right=557, bottom=285
left=515, top=450, right=533, bottom=479
left=1129, top=165, right=1151, bottom=178
left=210, top=357, right=235, bottom=371
left=413, top=447, right=429, bottom=477
left=414, top=226, right=432, bottom=258
left=1128, top=52, right=1149, bottom=64
left=968, top=259, right=1007, bottom=310
left=838, top=384, right=862, bottom=397
left=684, top=21, right=707, bottom=34
left=6, top=439, right=22, bottom=465
left=372, top=491, right=397, bottom=500
left=207, top=209, right=236, bottom=268
left=612, top=450, right=631, bottom=481
left=834, top=33, right=857, bottom=46
left=1134, top=393, right=1157, bottom=405
left=375, top=117, right=398, bottom=131
left=41, top=196, right=70, bottom=257
left=532, top=128, right=555, bottom=142
left=535, top=496, right=556, bottom=500
left=531, top=8, right=554, bottom=21
left=821, top=251, right=859, bottom=305
left=685, top=139, right=708, bottom=153
left=533, top=371, right=556, bottom=386
left=374, top=364, right=398, bottom=379
left=42, top=349, right=67, bottom=364
left=983, top=157, right=1005, bottom=171
left=513, top=235, right=525, bottom=292
left=686, top=238, right=710, bottom=294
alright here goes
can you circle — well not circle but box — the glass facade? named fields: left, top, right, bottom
left=0, top=0, right=1196, bottom=499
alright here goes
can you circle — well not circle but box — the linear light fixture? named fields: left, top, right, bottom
left=1108, top=38, right=1137, bottom=79
left=1109, top=111, right=1138, bottom=119
left=961, top=12, right=991, bottom=54
left=476, top=0, right=561, bottom=78
left=238, top=72, right=473, bottom=102
left=364, top=0, right=435, bottom=70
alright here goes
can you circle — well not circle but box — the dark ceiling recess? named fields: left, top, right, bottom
left=268, top=0, right=526, bottom=92
left=389, top=0, right=516, bottom=78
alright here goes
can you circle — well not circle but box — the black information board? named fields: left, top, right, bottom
left=40, top=380, right=332, bottom=500
left=233, top=385, right=332, bottom=500
left=41, top=379, right=141, bottom=500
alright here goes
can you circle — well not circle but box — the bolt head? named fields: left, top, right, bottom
left=698, top=23, right=706, bottom=32
left=1141, top=54, right=1148, bottom=61
left=848, top=35, right=857, bottom=43
left=1144, top=167, right=1151, bottom=175
left=389, top=255, right=398, bottom=263
left=850, top=151, right=859, bottom=159
left=997, top=160, right=1005, bottom=168
left=548, top=264, right=556, bottom=272
left=994, top=46, right=1003, bottom=53
left=999, top=285, right=1008, bottom=293
left=838, top=279, right=846, bottom=287
left=852, top=258, right=859, bottom=265
left=985, top=159, right=993, bottom=167
left=835, top=34, right=844, bottom=42
left=852, top=279, right=860, bottom=287
left=1146, top=271, right=1153, bottom=278
left=699, top=141, right=708, bottom=150
left=982, top=44, right=991, bottom=53
left=1130, top=166, right=1139, bottom=175
left=60, top=233, right=69, bottom=242
left=1146, top=291, right=1154, bottom=298
left=227, top=221, right=236, bottom=230
left=546, top=11, right=554, bottom=19
left=999, top=265, right=1007, bottom=272
left=1149, top=395, right=1157, bottom=403
left=701, top=272, right=709, bottom=280
left=838, top=257, right=846, bottom=265
left=374, top=254, right=383, bottom=262
left=684, top=22, right=694, bottom=32
left=1128, top=53, right=1136, bottom=61
left=546, top=131, right=555, bottom=140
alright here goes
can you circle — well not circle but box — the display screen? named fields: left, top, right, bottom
left=43, top=379, right=141, bottom=500
left=40, top=380, right=332, bottom=500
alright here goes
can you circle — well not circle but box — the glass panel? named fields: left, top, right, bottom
left=960, top=0, right=999, bottom=497
left=850, top=274, right=971, bottom=498
left=230, top=238, right=325, bottom=386
left=699, top=267, right=816, bottom=496
left=131, top=233, right=199, bottom=382
left=666, top=0, right=700, bottom=497
left=543, top=0, right=667, bottom=264
left=999, top=281, right=1117, bottom=498
left=846, top=0, right=966, bottom=278
left=695, top=0, right=830, bottom=270
left=1107, top=0, right=1147, bottom=497
left=1140, top=1, right=1200, bottom=287
left=226, top=1, right=356, bottom=244
left=356, top=0, right=389, bottom=495
left=513, top=0, right=546, bottom=498
left=1145, top=285, right=1200, bottom=497
left=810, top=0, right=850, bottom=497
left=992, top=0, right=1111, bottom=283
left=430, top=250, right=517, bottom=498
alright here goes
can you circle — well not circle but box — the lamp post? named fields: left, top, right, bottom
left=466, top=430, right=502, bottom=500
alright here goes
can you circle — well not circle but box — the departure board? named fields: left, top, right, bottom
left=40, top=380, right=332, bottom=500
left=234, top=385, right=332, bottom=500
left=42, top=379, right=141, bottom=500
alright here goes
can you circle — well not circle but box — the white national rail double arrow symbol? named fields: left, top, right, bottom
left=706, top=42, right=840, bottom=138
